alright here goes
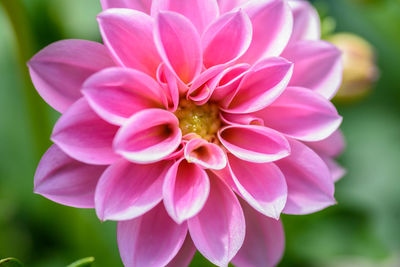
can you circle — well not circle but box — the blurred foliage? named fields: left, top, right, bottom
left=0, top=258, right=23, bottom=267
left=0, top=0, right=399, bottom=266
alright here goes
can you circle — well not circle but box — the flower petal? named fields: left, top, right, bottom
left=156, top=63, right=180, bottom=112
left=51, top=98, right=119, bottom=165
left=239, top=0, right=293, bottom=63
left=166, top=235, right=196, bottom=267
left=319, top=154, right=346, bottom=182
left=218, top=125, right=290, bottom=163
left=288, top=0, right=320, bottom=44
left=82, top=67, right=166, bottom=125
left=95, top=159, right=172, bottom=221
left=151, top=0, right=219, bottom=34
left=34, top=145, right=106, bottom=208
left=232, top=200, right=285, bottom=267
left=114, top=108, right=182, bottom=163
left=28, top=40, right=114, bottom=113
left=305, top=129, right=345, bottom=157
left=184, top=138, right=227, bottom=170
left=118, top=204, right=188, bottom=267
left=276, top=138, right=336, bottom=215
left=282, top=40, right=342, bottom=99
left=227, top=154, right=287, bottom=219
left=101, top=0, right=152, bottom=13
left=154, top=11, right=202, bottom=84
left=188, top=172, right=245, bottom=266
left=254, top=87, right=342, bottom=142
left=163, top=159, right=210, bottom=223
left=202, top=10, right=253, bottom=68
left=97, top=9, right=160, bottom=77
left=224, top=57, right=293, bottom=113
left=217, top=0, right=248, bottom=13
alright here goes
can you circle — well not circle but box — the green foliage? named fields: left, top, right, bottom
left=67, top=257, right=95, bottom=267
left=0, top=258, right=23, bottom=267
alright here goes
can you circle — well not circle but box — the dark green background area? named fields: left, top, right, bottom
left=0, top=0, right=399, bottom=266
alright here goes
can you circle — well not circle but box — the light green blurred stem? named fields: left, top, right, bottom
left=1, top=0, right=52, bottom=158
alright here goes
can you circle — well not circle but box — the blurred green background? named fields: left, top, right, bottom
left=0, top=0, right=399, bottom=266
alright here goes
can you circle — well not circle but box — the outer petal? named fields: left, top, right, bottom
left=305, top=129, right=346, bottom=157
left=101, top=0, right=152, bottom=13
left=218, top=125, right=290, bottom=163
left=51, top=98, right=119, bottom=165
left=254, top=87, right=342, bottom=142
left=151, top=0, right=219, bottom=34
left=282, top=40, right=342, bottom=99
left=97, top=9, right=161, bottom=77
left=154, top=11, right=202, bottom=84
left=114, top=109, right=182, bottom=163
left=184, top=138, right=227, bottom=170
left=163, top=159, right=210, bottom=224
left=277, top=139, right=336, bottom=215
left=95, top=159, right=172, bottom=221
left=232, top=200, right=285, bottom=267
left=239, top=0, right=293, bottom=63
left=34, top=145, right=106, bottom=208
left=118, top=204, right=188, bottom=267
left=166, top=235, right=196, bottom=267
left=319, top=155, right=346, bottom=182
left=224, top=57, right=293, bottom=113
left=227, top=154, right=287, bottom=219
left=188, top=172, right=245, bottom=266
left=28, top=40, right=114, bottom=113
left=202, top=10, right=253, bottom=68
left=288, top=0, right=320, bottom=44
left=82, top=67, right=166, bottom=125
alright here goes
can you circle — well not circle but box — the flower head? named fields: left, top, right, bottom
left=29, top=0, right=345, bottom=266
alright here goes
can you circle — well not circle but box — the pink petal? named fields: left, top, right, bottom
left=282, top=40, right=343, bottom=99
left=151, top=0, right=219, bottom=34
left=218, top=125, right=290, bottom=163
left=82, top=67, right=166, bottom=125
left=101, top=0, right=152, bottom=13
left=118, top=204, right=188, bottom=267
left=188, top=172, right=245, bottom=266
left=276, top=138, right=336, bottom=215
left=97, top=9, right=161, bottom=77
left=166, top=235, right=196, bottom=267
left=305, top=129, right=346, bottom=157
left=319, top=154, right=346, bottom=182
left=288, top=0, right=320, bottom=44
left=232, top=200, right=285, bottom=267
left=202, top=10, right=253, bottom=68
left=184, top=138, right=227, bottom=170
left=154, top=11, right=202, bottom=84
left=156, top=63, right=180, bottom=112
left=221, top=112, right=264, bottom=126
left=114, top=108, right=182, bottom=163
left=217, top=0, right=248, bottom=13
left=95, top=159, right=172, bottom=221
left=254, top=87, right=342, bottom=142
left=239, top=0, right=293, bottom=63
left=34, top=145, right=106, bottom=208
left=28, top=40, right=114, bottom=113
left=163, top=159, right=210, bottom=223
left=224, top=57, right=293, bottom=113
left=51, top=98, right=119, bottom=165
left=227, top=154, right=287, bottom=219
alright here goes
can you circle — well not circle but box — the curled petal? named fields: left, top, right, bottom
left=101, top=0, right=152, bottom=13
left=95, top=159, right=172, bottom=221
left=156, top=63, right=180, bottom=112
left=227, top=154, right=287, bottom=219
left=188, top=172, right=245, bottom=266
left=221, top=112, right=264, bottom=126
left=282, top=40, right=343, bottom=99
left=163, top=159, right=210, bottom=223
left=114, top=109, right=182, bottom=163
left=34, top=145, right=106, bottom=208
left=28, top=40, right=114, bottom=113
left=51, top=98, right=119, bottom=165
left=83, top=68, right=166, bottom=125
left=288, top=0, right=320, bottom=44
left=254, top=87, right=342, bottom=141
left=97, top=9, right=160, bottom=76
left=202, top=10, right=253, bottom=68
left=277, top=139, right=336, bottom=215
left=118, top=204, right=188, bottom=267
left=305, top=129, right=346, bottom=157
left=154, top=11, right=202, bottom=84
left=184, top=138, right=227, bottom=170
left=218, top=125, right=290, bottom=163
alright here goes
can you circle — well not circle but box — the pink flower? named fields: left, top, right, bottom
left=29, top=0, right=345, bottom=266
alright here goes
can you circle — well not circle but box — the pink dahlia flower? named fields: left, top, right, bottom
left=29, top=0, right=345, bottom=266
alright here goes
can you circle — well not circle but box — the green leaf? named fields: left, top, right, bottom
left=67, top=257, right=95, bottom=267
left=0, top=258, right=23, bottom=267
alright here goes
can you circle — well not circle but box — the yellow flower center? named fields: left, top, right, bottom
left=174, top=99, right=221, bottom=142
